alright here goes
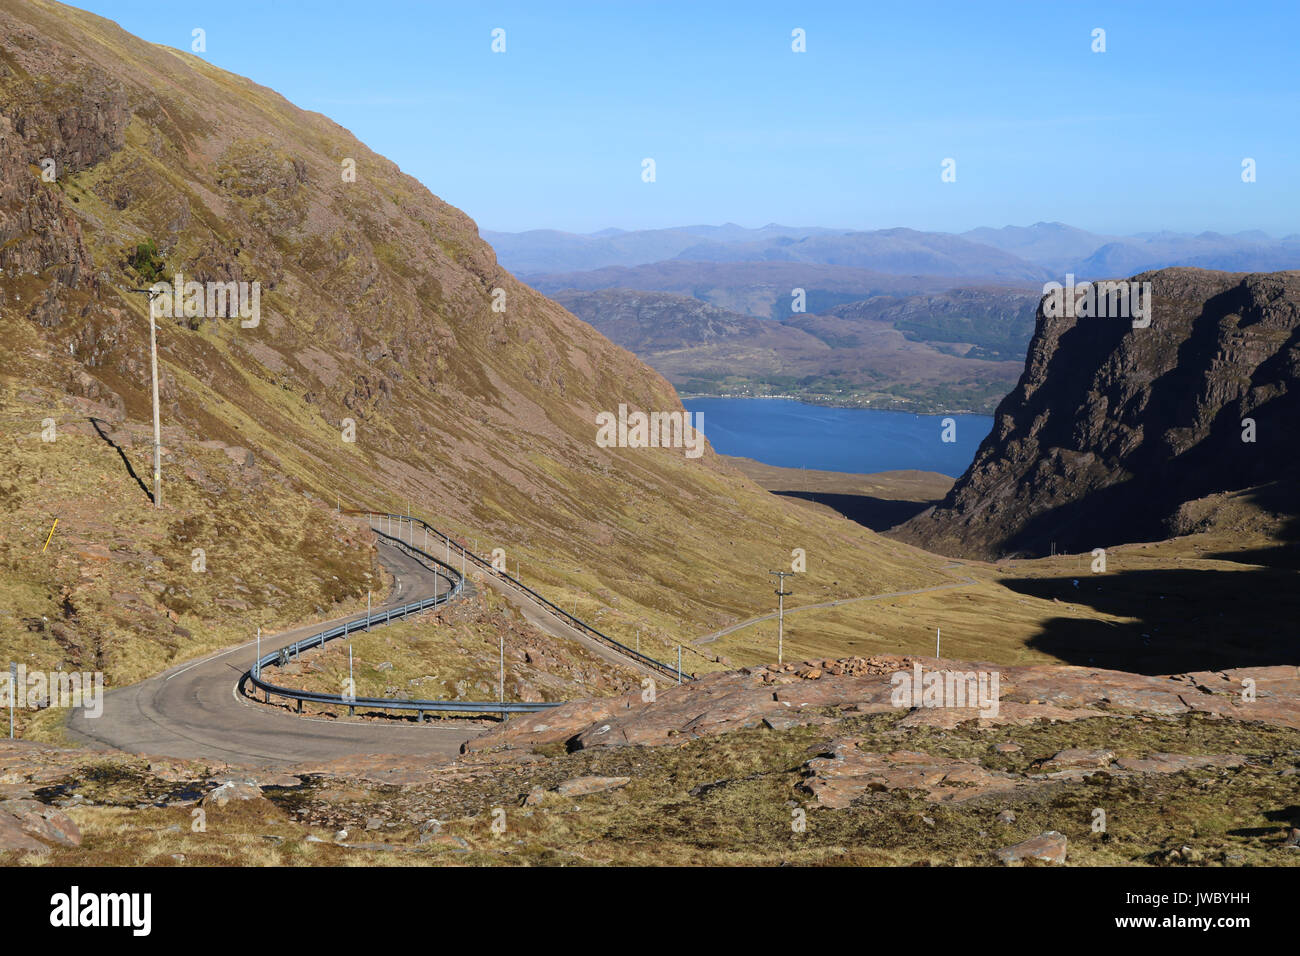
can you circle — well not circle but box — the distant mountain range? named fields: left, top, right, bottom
left=965, top=222, right=1300, bottom=277
left=487, top=221, right=1300, bottom=282
left=525, top=260, right=1020, bottom=320
left=499, top=222, right=1300, bottom=414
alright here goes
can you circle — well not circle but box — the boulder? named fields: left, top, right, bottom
left=1037, top=748, right=1115, bottom=772
left=201, top=781, right=264, bottom=807
left=995, top=831, right=1068, bottom=865
left=0, top=799, right=81, bottom=849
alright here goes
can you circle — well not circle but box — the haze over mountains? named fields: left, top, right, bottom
left=492, top=222, right=1300, bottom=415
left=487, top=221, right=1300, bottom=280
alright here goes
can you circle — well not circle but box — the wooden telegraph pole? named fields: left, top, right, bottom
left=769, top=570, right=793, bottom=666
left=129, top=288, right=164, bottom=509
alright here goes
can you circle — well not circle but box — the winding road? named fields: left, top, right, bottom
left=66, top=524, right=668, bottom=769
left=66, top=541, right=481, bottom=767
left=63, top=513, right=977, bottom=770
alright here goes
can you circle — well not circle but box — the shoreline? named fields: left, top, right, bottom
left=676, top=392, right=997, bottom=416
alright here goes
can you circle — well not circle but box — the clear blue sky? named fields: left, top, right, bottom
left=75, top=1, right=1299, bottom=236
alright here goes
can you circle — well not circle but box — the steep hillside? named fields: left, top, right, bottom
left=894, top=269, right=1300, bottom=559
left=553, top=287, right=1024, bottom=412
left=0, top=0, right=949, bottom=685
left=548, top=289, right=818, bottom=353
left=822, top=288, right=1042, bottom=362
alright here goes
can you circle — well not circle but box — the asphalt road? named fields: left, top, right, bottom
left=66, top=541, right=485, bottom=768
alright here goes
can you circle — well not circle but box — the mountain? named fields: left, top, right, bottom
left=481, top=223, right=837, bottom=274
left=969, top=223, right=1300, bottom=279
left=1076, top=236, right=1300, bottom=278
left=487, top=223, right=1050, bottom=281
left=961, top=222, right=1118, bottom=273
left=0, top=0, right=944, bottom=686
left=673, top=227, right=1051, bottom=282
left=548, top=289, right=819, bottom=353
left=524, top=260, right=1037, bottom=319
left=892, top=268, right=1300, bottom=560
left=822, top=287, right=1042, bottom=362
left=497, top=221, right=1300, bottom=291
left=553, top=287, right=1033, bottom=413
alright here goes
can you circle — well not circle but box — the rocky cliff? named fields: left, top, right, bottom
left=893, top=268, right=1300, bottom=559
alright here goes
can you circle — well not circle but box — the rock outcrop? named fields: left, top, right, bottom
left=893, top=268, right=1300, bottom=558
left=462, top=655, right=1300, bottom=755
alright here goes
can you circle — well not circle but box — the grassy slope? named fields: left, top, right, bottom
left=4, top=1, right=1291, bottom=722
left=0, top=0, right=948, bottom=695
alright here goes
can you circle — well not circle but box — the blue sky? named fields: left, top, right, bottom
left=75, top=1, right=1299, bottom=236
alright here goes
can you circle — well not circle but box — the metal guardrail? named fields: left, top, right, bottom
left=240, top=510, right=689, bottom=722
left=344, top=511, right=689, bottom=683
left=241, top=524, right=562, bottom=717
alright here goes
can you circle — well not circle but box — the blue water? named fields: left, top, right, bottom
left=682, top=398, right=992, bottom=477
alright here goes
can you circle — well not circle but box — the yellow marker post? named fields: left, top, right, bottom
left=41, top=518, right=58, bottom=554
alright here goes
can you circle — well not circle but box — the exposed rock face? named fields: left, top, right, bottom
left=893, top=268, right=1300, bottom=558
left=995, top=831, right=1067, bottom=865
left=800, top=741, right=1028, bottom=807
left=462, top=654, right=1300, bottom=755
left=0, top=798, right=81, bottom=853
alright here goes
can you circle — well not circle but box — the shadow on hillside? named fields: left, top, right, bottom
left=976, top=291, right=1300, bottom=558
left=88, top=417, right=154, bottom=504
left=1200, top=486, right=1300, bottom=570
left=1001, top=563, right=1300, bottom=675
left=769, top=490, right=936, bottom=532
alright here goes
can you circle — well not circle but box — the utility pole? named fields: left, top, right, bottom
left=498, top=634, right=504, bottom=703
left=128, top=288, right=165, bottom=508
left=769, top=571, right=793, bottom=666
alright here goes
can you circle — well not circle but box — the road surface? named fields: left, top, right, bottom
left=66, top=541, right=483, bottom=767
